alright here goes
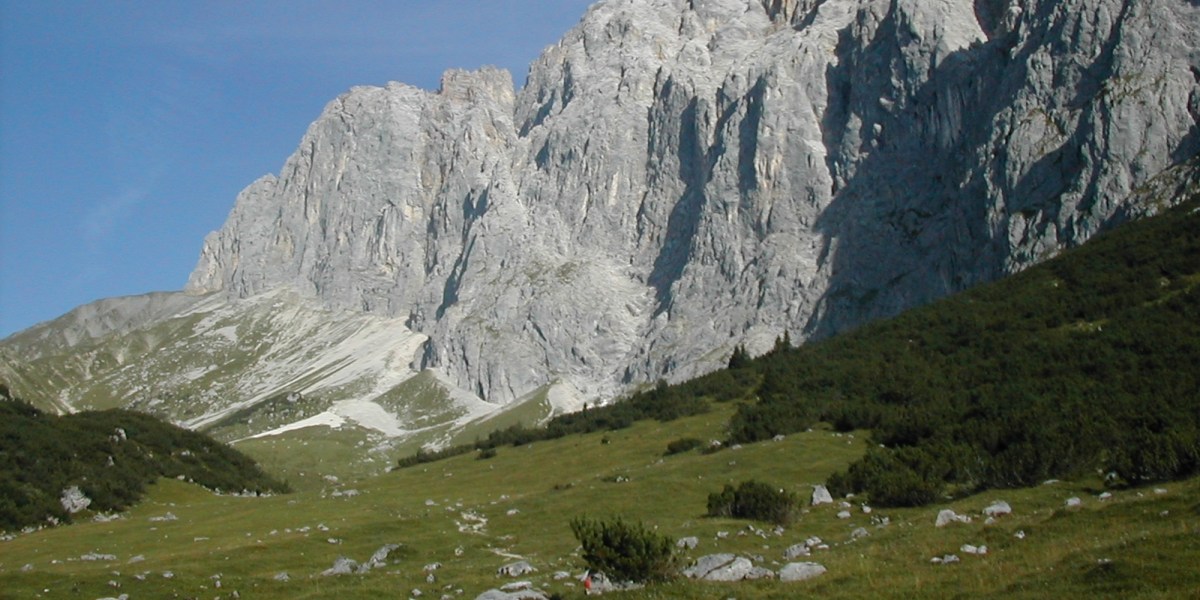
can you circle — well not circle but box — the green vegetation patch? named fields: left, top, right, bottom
left=0, top=389, right=288, bottom=532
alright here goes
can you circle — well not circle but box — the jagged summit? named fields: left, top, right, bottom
left=186, top=0, right=1200, bottom=405
left=4, top=0, right=1199, bottom=462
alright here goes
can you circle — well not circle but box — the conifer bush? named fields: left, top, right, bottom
left=664, top=437, right=703, bottom=456
left=569, top=516, right=678, bottom=583
left=706, top=480, right=799, bottom=525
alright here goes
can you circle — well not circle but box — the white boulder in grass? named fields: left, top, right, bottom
left=935, top=509, right=971, bottom=527
left=1065, top=497, right=1082, bottom=508
left=497, top=560, right=536, bottom=577
left=983, top=500, right=1011, bottom=518
left=778, top=562, right=827, bottom=582
left=811, top=485, right=834, bottom=506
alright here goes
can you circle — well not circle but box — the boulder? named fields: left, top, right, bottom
left=60, top=486, right=91, bottom=514
left=701, top=556, right=755, bottom=582
left=778, top=562, right=827, bottom=582
left=745, top=566, right=776, bottom=580
left=321, top=556, right=359, bottom=576
left=983, top=500, right=1011, bottom=518
left=681, top=554, right=772, bottom=582
left=1065, top=497, right=1082, bottom=508
left=475, top=590, right=548, bottom=600
left=497, top=560, right=536, bottom=577
left=783, top=543, right=810, bottom=560
left=935, top=509, right=970, bottom=527
left=811, top=485, right=834, bottom=506
left=676, top=536, right=699, bottom=550
left=359, top=543, right=401, bottom=572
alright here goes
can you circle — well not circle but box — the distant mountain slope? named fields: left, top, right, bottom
left=0, top=387, right=288, bottom=532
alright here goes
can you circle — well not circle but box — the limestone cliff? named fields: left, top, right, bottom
left=187, top=0, right=1200, bottom=404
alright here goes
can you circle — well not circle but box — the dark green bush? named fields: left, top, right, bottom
left=706, top=480, right=799, bottom=525
left=569, top=516, right=678, bottom=583
left=664, top=437, right=703, bottom=456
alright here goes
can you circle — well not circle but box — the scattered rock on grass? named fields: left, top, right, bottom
left=983, top=500, right=1012, bottom=518
left=778, top=562, right=826, bottom=582
left=1065, top=497, right=1082, bottom=508
left=497, top=560, right=536, bottom=577
left=935, top=509, right=971, bottom=527
left=321, top=557, right=359, bottom=576
left=676, top=536, right=699, bottom=550
left=474, top=589, right=547, bottom=600
left=811, top=485, right=834, bottom=506
left=783, top=543, right=810, bottom=560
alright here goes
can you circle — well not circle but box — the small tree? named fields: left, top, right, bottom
left=569, top=516, right=678, bottom=583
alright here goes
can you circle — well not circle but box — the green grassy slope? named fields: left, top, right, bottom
left=0, top=405, right=1195, bottom=598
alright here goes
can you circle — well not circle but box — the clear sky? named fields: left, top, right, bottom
left=0, top=0, right=596, bottom=337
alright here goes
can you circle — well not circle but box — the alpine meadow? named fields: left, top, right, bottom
left=3, top=1, right=1200, bottom=598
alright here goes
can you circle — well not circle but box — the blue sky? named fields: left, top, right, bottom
left=0, top=0, right=595, bottom=337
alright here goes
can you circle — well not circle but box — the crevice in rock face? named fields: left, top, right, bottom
left=648, top=90, right=706, bottom=316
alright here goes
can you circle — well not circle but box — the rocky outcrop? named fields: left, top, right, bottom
left=187, top=0, right=1200, bottom=405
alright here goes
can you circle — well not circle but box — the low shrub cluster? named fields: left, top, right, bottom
left=664, top=437, right=703, bottom=456
left=569, top=516, right=678, bottom=583
left=706, top=480, right=799, bottom=525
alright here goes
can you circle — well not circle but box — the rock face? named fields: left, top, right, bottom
left=177, top=0, right=1200, bottom=405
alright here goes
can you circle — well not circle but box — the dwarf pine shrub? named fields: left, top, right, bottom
left=569, top=516, right=677, bottom=583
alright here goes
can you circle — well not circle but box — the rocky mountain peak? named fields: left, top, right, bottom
left=183, top=0, right=1198, bottom=406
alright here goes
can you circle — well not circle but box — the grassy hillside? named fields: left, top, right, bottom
left=0, top=388, right=289, bottom=532
left=0, top=405, right=1196, bottom=598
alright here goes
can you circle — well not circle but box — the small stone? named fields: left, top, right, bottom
left=676, top=536, right=699, bottom=550
left=1065, top=497, right=1082, bottom=508
left=836, top=510, right=851, bottom=519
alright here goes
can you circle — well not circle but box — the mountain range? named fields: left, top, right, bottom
left=3, top=0, right=1198, bottom=475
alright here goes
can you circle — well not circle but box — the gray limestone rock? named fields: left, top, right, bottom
left=59, top=486, right=91, bottom=514
left=779, top=561, right=827, bottom=582
left=497, top=560, right=536, bottom=577
left=180, top=0, right=1200, bottom=411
